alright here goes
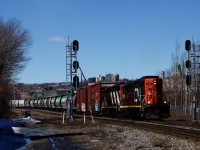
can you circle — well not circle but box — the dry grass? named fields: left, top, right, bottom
left=151, top=137, right=170, bottom=148
left=169, top=111, right=192, bottom=121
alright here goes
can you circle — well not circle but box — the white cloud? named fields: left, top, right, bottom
left=48, top=36, right=66, bottom=43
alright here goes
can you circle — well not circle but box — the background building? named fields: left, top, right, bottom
left=105, top=73, right=119, bottom=82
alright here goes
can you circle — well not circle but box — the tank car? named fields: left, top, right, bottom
left=54, top=95, right=68, bottom=110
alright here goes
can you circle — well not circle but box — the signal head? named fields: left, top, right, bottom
left=185, top=40, right=191, bottom=51
left=73, top=40, right=79, bottom=51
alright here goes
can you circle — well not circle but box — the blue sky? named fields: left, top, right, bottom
left=1, top=0, right=200, bottom=83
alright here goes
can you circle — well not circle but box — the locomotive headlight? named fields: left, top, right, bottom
left=148, top=101, right=151, bottom=104
left=164, top=101, right=167, bottom=104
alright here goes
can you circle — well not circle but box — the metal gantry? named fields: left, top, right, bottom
left=65, top=38, right=88, bottom=122
left=190, top=43, right=200, bottom=121
left=185, top=40, right=200, bottom=122
left=66, top=38, right=78, bottom=121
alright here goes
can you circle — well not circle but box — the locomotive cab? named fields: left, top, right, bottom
left=144, top=77, right=162, bottom=105
left=142, top=76, right=170, bottom=119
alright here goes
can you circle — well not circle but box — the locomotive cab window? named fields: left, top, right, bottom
left=146, top=82, right=153, bottom=86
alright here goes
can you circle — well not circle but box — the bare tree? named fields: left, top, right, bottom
left=0, top=17, right=31, bottom=81
left=0, top=17, right=31, bottom=118
left=162, top=40, right=187, bottom=115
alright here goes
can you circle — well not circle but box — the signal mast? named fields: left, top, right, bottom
left=66, top=38, right=79, bottom=121
left=185, top=40, right=200, bottom=123
left=66, top=38, right=87, bottom=121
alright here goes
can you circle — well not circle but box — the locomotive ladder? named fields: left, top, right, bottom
left=140, top=95, right=145, bottom=112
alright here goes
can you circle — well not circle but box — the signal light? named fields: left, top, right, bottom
left=186, top=75, right=191, bottom=85
left=73, top=40, right=79, bottom=51
left=185, top=40, right=191, bottom=51
left=185, top=60, right=191, bottom=68
left=73, top=75, right=79, bottom=87
left=73, top=61, right=79, bottom=70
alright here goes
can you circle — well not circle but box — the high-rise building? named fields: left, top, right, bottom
left=174, top=64, right=182, bottom=77
left=96, top=75, right=105, bottom=82
left=105, top=73, right=119, bottom=82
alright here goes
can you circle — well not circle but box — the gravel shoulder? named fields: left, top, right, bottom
left=13, top=109, right=200, bottom=150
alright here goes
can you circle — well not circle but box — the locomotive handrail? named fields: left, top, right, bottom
left=140, top=95, right=146, bottom=111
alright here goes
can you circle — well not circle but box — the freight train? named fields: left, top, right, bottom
left=10, top=76, right=170, bottom=120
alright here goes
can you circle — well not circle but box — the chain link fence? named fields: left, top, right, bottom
left=170, top=105, right=200, bottom=120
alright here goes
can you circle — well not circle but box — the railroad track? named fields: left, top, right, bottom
left=14, top=108, right=200, bottom=141
left=92, top=117, right=200, bottom=141
left=133, top=121, right=200, bottom=141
